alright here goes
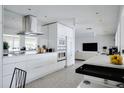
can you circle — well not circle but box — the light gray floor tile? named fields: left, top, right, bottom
left=26, top=60, right=84, bottom=88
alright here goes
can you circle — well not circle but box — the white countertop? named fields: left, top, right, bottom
left=78, top=55, right=124, bottom=88
left=3, top=52, right=56, bottom=58
left=3, top=52, right=57, bottom=65
left=83, top=55, right=124, bottom=69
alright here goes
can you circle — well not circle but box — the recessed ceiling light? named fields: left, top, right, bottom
left=28, top=8, right=31, bottom=11
left=96, top=12, right=99, bottom=14
left=86, top=28, right=92, bottom=30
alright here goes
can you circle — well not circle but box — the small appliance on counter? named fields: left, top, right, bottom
left=46, top=48, right=54, bottom=52
left=122, top=50, right=124, bottom=54
left=20, top=47, right=26, bottom=54
left=109, top=46, right=118, bottom=55
left=101, top=46, right=108, bottom=55
left=36, top=45, right=55, bottom=54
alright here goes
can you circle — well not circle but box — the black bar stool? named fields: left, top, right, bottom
left=10, top=67, right=27, bottom=88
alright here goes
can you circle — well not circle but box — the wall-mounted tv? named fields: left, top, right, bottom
left=83, top=43, right=98, bottom=51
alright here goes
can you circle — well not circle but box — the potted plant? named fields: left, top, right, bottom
left=3, top=41, right=9, bottom=56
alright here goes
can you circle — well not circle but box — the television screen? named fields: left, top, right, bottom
left=83, top=43, right=98, bottom=51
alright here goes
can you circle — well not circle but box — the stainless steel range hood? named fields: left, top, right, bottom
left=17, top=15, right=43, bottom=36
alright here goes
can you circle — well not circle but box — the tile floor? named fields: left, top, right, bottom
left=26, top=60, right=84, bottom=88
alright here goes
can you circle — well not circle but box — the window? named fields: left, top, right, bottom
left=3, top=34, right=38, bottom=51
left=3, top=34, right=20, bottom=51
left=25, top=36, right=38, bottom=50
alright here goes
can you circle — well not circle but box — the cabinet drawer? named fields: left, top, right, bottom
left=3, top=62, right=26, bottom=76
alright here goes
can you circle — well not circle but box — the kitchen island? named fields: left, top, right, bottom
left=3, top=52, right=65, bottom=88
left=76, top=55, right=124, bottom=88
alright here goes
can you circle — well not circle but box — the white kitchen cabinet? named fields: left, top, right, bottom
left=48, top=23, right=57, bottom=51
left=3, top=52, right=66, bottom=88
left=57, top=23, right=67, bottom=37
left=26, top=60, right=65, bottom=83
left=43, top=22, right=75, bottom=67
left=46, top=23, right=68, bottom=50
left=37, top=25, right=48, bottom=47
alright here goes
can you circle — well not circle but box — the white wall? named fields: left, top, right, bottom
left=120, top=6, right=124, bottom=54
left=120, top=16, right=124, bottom=54
left=115, top=6, right=124, bottom=54
left=0, top=5, right=3, bottom=88
left=115, top=23, right=121, bottom=52
left=75, top=34, right=115, bottom=53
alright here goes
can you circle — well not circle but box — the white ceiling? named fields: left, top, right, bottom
left=4, top=5, right=120, bottom=36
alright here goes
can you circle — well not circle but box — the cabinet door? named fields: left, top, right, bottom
left=57, top=23, right=67, bottom=38
left=48, top=23, right=57, bottom=50
left=37, top=25, right=49, bottom=47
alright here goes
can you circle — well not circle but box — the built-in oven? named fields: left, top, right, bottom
left=57, top=51, right=66, bottom=62
left=57, top=36, right=67, bottom=62
left=57, top=37, right=66, bottom=47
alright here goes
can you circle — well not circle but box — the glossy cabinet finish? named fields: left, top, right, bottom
left=3, top=53, right=65, bottom=88
left=43, top=22, right=75, bottom=67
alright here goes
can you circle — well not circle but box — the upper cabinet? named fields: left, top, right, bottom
left=43, top=22, right=68, bottom=51
left=47, top=23, right=58, bottom=51
left=57, top=23, right=67, bottom=38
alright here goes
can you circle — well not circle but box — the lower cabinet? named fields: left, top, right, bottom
left=3, top=53, right=65, bottom=88
left=27, top=61, right=65, bottom=83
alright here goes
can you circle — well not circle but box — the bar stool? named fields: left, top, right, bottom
left=10, top=67, right=27, bottom=88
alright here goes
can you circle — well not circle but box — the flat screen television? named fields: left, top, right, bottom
left=83, top=43, right=98, bottom=51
